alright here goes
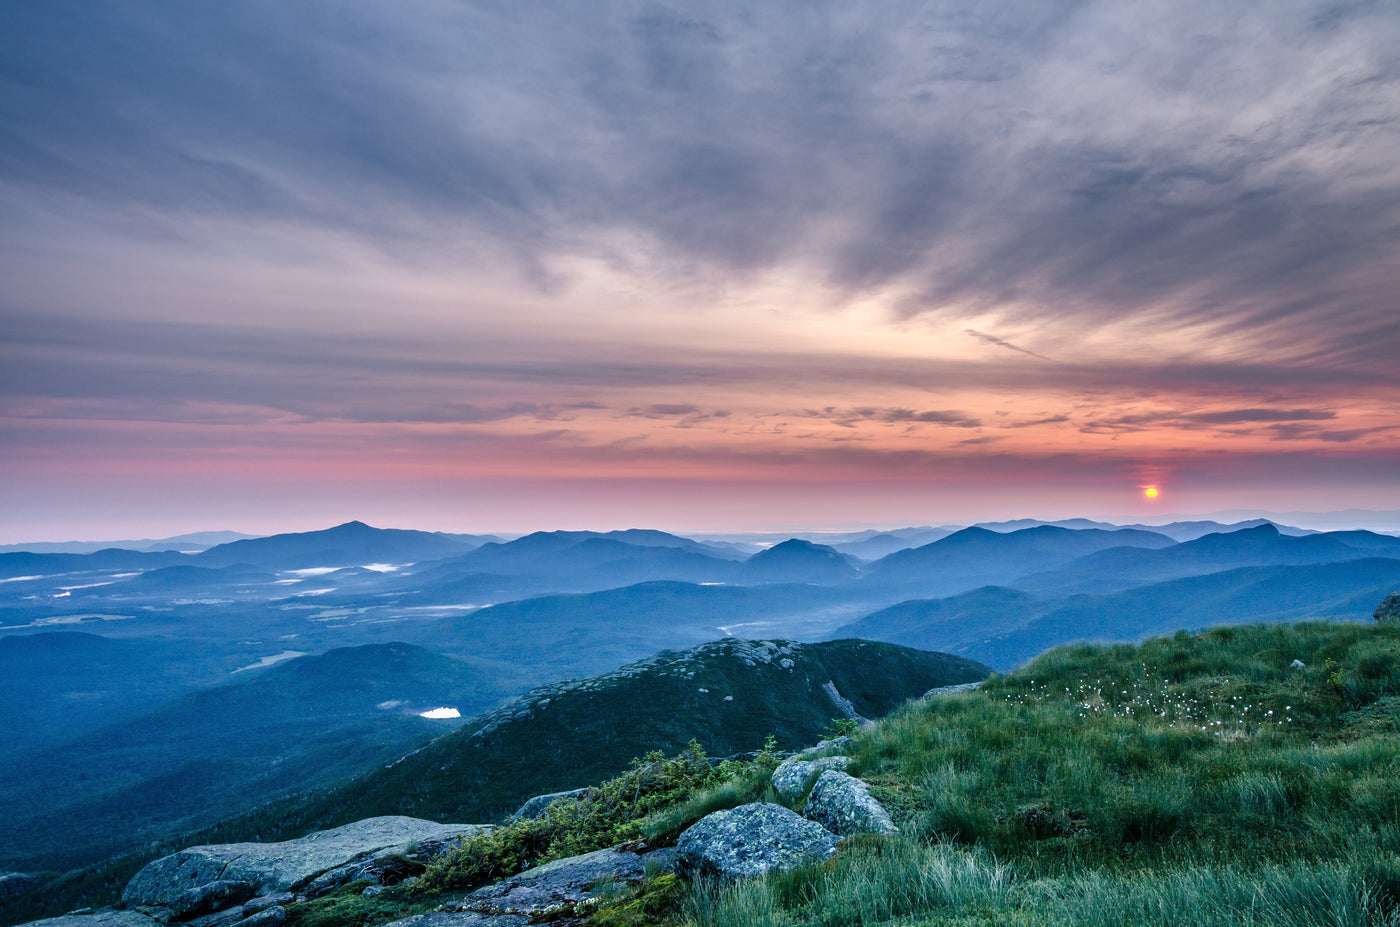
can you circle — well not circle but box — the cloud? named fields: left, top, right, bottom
left=965, top=330, right=1052, bottom=361
left=2, top=0, right=1396, bottom=375
left=1186, top=408, right=1337, bottom=425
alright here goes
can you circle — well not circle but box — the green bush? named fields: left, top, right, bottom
left=419, top=741, right=728, bottom=893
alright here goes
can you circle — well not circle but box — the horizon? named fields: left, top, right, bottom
left=3, top=3, right=1398, bottom=544
left=5, top=506, right=1400, bottom=548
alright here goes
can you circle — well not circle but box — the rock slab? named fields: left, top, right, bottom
left=1375, top=592, right=1400, bottom=623
left=675, top=803, right=838, bottom=880
left=123, top=817, right=490, bottom=908
left=459, top=846, right=646, bottom=916
left=15, top=913, right=159, bottom=927
left=771, top=755, right=852, bottom=802
left=803, top=770, right=899, bottom=837
left=384, top=914, right=529, bottom=927
left=168, top=881, right=256, bottom=921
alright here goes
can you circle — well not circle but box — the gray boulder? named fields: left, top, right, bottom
left=771, top=755, right=852, bottom=802
left=675, top=803, right=838, bottom=880
left=1375, top=592, right=1400, bottom=623
left=123, top=817, right=489, bottom=910
left=13, top=913, right=159, bottom=927
left=510, top=788, right=589, bottom=821
left=803, top=770, right=898, bottom=837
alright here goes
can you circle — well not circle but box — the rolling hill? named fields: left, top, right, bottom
left=195, top=638, right=990, bottom=839
left=0, top=643, right=525, bottom=873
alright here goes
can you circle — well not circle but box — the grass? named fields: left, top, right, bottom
left=680, top=619, right=1400, bottom=927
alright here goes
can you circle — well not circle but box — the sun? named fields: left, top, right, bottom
left=1143, top=485, right=1160, bottom=500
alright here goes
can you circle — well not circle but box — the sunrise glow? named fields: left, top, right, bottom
left=1, top=3, right=1397, bottom=541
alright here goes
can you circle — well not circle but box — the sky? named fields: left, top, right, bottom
left=2, top=0, right=1399, bottom=541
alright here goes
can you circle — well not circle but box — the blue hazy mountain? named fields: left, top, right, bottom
left=0, top=548, right=188, bottom=580
left=398, top=580, right=869, bottom=677
left=0, top=642, right=522, bottom=872
left=1021, top=524, right=1400, bottom=595
left=0, top=531, right=258, bottom=555
left=861, top=525, right=1177, bottom=595
left=838, top=557, right=1400, bottom=669
left=741, top=539, right=862, bottom=583
left=194, top=520, right=480, bottom=569
left=0, top=632, right=254, bottom=758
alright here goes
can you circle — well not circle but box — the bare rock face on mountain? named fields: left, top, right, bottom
left=1374, top=592, right=1400, bottom=623
left=675, top=803, right=838, bottom=880
left=803, top=770, right=899, bottom=837
left=122, top=817, right=490, bottom=915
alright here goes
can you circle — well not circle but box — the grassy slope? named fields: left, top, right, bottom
left=692, top=619, right=1400, bottom=926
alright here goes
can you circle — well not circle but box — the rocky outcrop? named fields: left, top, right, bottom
left=675, top=803, right=838, bottom=880
left=923, top=681, right=983, bottom=698
left=123, top=817, right=489, bottom=917
left=14, top=914, right=159, bottom=927
left=385, top=913, right=529, bottom=926
left=771, top=755, right=853, bottom=802
left=0, top=872, right=39, bottom=900
left=460, top=846, right=646, bottom=915
left=384, top=846, right=661, bottom=927
left=1375, top=592, right=1400, bottom=623
left=166, top=880, right=257, bottom=921
left=803, top=770, right=898, bottom=837
left=510, top=788, right=589, bottom=821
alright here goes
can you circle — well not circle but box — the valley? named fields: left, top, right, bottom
left=2, top=517, right=1398, bottom=925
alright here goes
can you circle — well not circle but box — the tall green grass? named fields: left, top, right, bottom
left=685, top=620, right=1400, bottom=927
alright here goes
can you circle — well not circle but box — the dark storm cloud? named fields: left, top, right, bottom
left=3, top=0, right=1398, bottom=369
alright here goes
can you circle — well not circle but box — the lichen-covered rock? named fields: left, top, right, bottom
left=123, top=817, right=490, bottom=909
left=232, top=907, right=286, bottom=926
left=239, top=895, right=293, bottom=918
left=675, top=803, right=838, bottom=880
left=803, top=770, right=898, bottom=837
left=12, top=913, right=159, bottom=927
left=510, top=788, right=589, bottom=821
left=1375, top=592, right=1400, bottom=623
left=771, top=755, right=852, bottom=802
left=922, top=681, right=983, bottom=698
left=166, top=881, right=256, bottom=922
left=459, top=846, right=647, bottom=916
left=384, top=913, right=529, bottom=926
